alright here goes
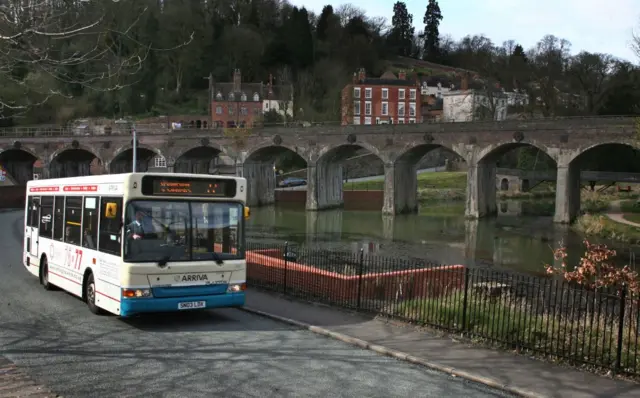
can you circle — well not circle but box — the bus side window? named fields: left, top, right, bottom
left=82, top=197, right=99, bottom=249
left=53, top=196, right=64, bottom=241
left=27, top=196, right=38, bottom=227
left=64, top=196, right=82, bottom=246
left=98, top=197, right=123, bottom=256
left=39, top=196, right=54, bottom=239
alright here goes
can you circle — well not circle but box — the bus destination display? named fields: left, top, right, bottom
left=141, top=176, right=236, bottom=197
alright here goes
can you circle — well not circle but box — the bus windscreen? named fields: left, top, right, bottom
left=140, top=176, right=237, bottom=198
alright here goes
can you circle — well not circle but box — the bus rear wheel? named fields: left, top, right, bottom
left=84, top=273, right=103, bottom=315
left=40, top=257, right=55, bottom=291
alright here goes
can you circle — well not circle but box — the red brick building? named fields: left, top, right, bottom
left=341, top=68, right=422, bottom=125
left=210, top=69, right=264, bottom=128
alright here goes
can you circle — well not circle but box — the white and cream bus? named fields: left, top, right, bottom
left=23, top=173, right=248, bottom=317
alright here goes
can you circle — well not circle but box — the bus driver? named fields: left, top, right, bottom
left=126, top=210, right=148, bottom=240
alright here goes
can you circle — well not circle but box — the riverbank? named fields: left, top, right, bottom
left=572, top=197, right=640, bottom=244
left=344, top=171, right=556, bottom=202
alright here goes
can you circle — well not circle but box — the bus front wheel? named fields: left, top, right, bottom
left=40, top=257, right=55, bottom=291
left=84, top=273, right=103, bottom=315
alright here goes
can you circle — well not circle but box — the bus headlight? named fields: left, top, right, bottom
left=227, top=283, right=246, bottom=293
left=122, top=288, right=153, bottom=298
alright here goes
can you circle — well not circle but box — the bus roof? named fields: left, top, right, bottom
left=26, top=173, right=245, bottom=187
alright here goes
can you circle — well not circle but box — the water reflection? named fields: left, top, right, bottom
left=246, top=199, right=639, bottom=275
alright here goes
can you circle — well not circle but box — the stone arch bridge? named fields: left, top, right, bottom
left=0, top=117, right=636, bottom=223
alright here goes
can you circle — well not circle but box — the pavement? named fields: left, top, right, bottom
left=605, top=200, right=640, bottom=227
left=0, top=210, right=512, bottom=398
left=243, top=290, right=640, bottom=398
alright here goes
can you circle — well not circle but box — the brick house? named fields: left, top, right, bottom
left=210, top=70, right=293, bottom=128
left=341, top=68, right=422, bottom=125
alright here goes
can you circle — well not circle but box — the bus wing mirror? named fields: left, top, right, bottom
left=105, top=202, right=118, bottom=218
left=244, top=206, right=250, bottom=219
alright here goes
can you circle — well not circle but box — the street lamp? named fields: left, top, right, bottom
left=132, top=123, right=137, bottom=173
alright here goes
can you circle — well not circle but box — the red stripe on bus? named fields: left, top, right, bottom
left=29, top=187, right=59, bottom=192
left=63, top=185, right=97, bottom=192
left=97, top=291, right=121, bottom=303
left=48, top=271, right=82, bottom=286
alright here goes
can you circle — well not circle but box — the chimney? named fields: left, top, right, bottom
left=398, top=70, right=406, bottom=80
left=461, top=73, right=469, bottom=91
left=358, top=68, right=366, bottom=82
left=233, top=69, right=241, bottom=92
left=352, top=72, right=357, bottom=84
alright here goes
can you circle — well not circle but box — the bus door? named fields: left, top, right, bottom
left=26, top=197, right=40, bottom=257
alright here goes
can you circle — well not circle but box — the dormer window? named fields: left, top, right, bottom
left=241, top=92, right=247, bottom=101
left=253, top=93, right=259, bottom=101
left=216, top=92, right=222, bottom=100
left=228, top=92, right=235, bottom=100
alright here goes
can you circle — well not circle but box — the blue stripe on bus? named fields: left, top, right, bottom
left=151, top=284, right=229, bottom=298
left=119, top=292, right=245, bottom=317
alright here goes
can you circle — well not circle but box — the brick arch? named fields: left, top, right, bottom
left=475, top=140, right=556, bottom=165
left=393, top=142, right=467, bottom=164
left=0, top=145, right=40, bottom=162
left=244, top=143, right=310, bottom=164
left=48, top=143, right=103, bottom=165
left=567, top=140, right=638, bottom=165
left=314, top=140, right=386, bottom=164
left=108, top=143, right=162, bottom=164
left=175, top=142, right=229, bottom=161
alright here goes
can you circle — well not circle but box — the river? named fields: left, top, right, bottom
left=246, top=199, right=640, bottom=276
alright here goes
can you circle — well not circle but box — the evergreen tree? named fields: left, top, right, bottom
left=422, top=0, right=443, bottom=61
left=316, top=5, right=334, bottom=41
left=388, top=2, right=414, bottom=57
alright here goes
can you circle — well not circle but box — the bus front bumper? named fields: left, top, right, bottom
left=119, top=292, right=245, bottom=317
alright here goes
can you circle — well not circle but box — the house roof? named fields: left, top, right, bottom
left=212, top=82, right=292, bottom=102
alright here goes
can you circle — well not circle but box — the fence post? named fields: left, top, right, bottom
left=614, top=285, right=627, bottom=374
left=356, top=248, right=364, bottom=310
left=283, top=241, right=288, bottom=295
left=461, top=267, right=470, bottom=333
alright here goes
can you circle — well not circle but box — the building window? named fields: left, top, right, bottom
left=381, top=102, right=388, bottom=116
left=409, top=118, right=416, bottom=123
left=398, top=89, right=405, bottom=100
left=216, top=92, right=223, bottom=100
left=353, top=117, right=360, bottom=125
left=409, top=102, right=416, bottom=116
left=398, top=103, right=405, bottom=117
left=364, top=101, right=371, bottom=116
left=354, top=101, right=361, bottom=115
left=240, top=107, right=248, bottom=115
left=253, top=93, right=259, bottom=101
left=365, top=88, right=372, bottom=99
left=375, top=117, right=381, bottom=124
left=216, top=106, right=222, bottom=114
left=398, top=118, right=404, bottom=124
left=353, top=87, right=360, bottom=98
left=228, top=105, right=234, bottom=115
left=228, top=93, right=235, bottom=100
left=364, top=117, right=372, bottom=125
left=241, top=93, right=247, bottom=101
left=154, top=156, right=166, bottom=168
left=381, top=88, right=388, bottom=100
left=253, top=107, right=261, bottom=115
left=409, top=89, right=416, bottom=100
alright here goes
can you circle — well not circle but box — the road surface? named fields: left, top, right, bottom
left=0, top=210, right=512, bottom=398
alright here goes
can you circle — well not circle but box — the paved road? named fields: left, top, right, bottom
left=0, top=211, right=512, bottom=398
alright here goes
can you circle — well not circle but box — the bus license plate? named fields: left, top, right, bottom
left=178, top=301, right=206, bottom=310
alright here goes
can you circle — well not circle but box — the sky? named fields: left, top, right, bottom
left=291, top=0, right=640, bottom=63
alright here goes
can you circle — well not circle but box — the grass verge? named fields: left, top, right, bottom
left=573, top=214, right=640, bottom=244
left=393, top=290, right=639, bottom=377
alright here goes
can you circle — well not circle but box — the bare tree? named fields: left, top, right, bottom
left=276, top=65, right=293, bottom=124
left=633, top=19, right=640, bottom=60
left=0, top=0, right=192, bottom=119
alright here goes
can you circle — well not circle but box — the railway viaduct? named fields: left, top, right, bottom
left=0, top=116, right=636, bottom=223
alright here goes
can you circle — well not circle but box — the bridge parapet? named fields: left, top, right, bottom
left=0, top=116, right=635, bottom=139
